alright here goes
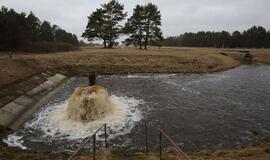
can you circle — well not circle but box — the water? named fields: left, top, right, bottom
left=3, top=65, right=270, bottom=152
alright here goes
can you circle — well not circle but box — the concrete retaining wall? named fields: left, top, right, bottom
left=0, top=74, right=67, bottom=129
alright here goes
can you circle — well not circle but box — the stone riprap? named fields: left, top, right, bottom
left=0, top=74, right=67, bottom=129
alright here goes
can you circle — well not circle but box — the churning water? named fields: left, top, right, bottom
left=3, top=65, right=270, bottom=152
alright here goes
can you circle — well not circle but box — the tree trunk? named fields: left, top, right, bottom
left=103, top=40, right=107, bottom=48
left=144, top=37, right=148, bottom=50
left=144, top=20, right=150, bottom=50
left=108, top=37, right=113, bottom=48
left=139, top=38, right=142, bottom=50
left=139, top=30, right=143, bottom=50
left=108, top=41, right=113, bottom=48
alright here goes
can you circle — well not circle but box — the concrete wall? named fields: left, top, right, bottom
left=0, top=74, right=67, bottom=129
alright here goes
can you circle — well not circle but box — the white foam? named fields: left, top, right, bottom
left=4, top=95, right=143, bottom=149
left=3, top=135, right=27, bottom=150
left=185, top=75, right=229, bottom=85
left=166, top=81, right=201, bottom=95
left=126, top=75, right=152, bottom=78
left=126, top=74, right=177, bottom=79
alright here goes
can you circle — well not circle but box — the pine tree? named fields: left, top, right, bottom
left=143, top=3, right=163, bottom=49
left=40, top=21, right=54, bottom=42
left=82, top=8, right=108, bottom=48
left=124, top=5, right=145, bottom=49
left=124, top=3, right=163, bottom=50
left=82, top=0, right=127, bottom=48
left=26, top=12, right=40, bottom=41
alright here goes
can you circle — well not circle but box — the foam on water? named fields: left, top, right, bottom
left=4, top=95, right=143, bottom=149
left=3, top=135, right=27, bottom=149
left=165, top=80, right=201, bottom=95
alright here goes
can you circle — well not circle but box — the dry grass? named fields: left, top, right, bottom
left=1, top=138, right=270, bottom=160
left=0, top=47, right=242, bottom=88
left=219, top=48, right=270, bottom=64
left=189, top=138, right=270, bottom=160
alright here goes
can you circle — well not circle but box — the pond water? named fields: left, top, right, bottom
left=3, top=65, right=270, bottom=153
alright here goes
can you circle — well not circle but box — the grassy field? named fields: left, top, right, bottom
left=0, top=47, right=244, bottom=88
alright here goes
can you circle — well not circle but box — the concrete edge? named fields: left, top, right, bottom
left=0, top=74, right=67, bottom=129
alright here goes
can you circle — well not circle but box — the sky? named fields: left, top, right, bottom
left=1, top=0, right=270, bottom=41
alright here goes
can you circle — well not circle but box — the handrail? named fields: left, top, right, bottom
left=68, top=124, right=107, bottom=160
left=159, top=128, right=191, bottom=160
left=67, top=121, right=190, bottom=160
left=143, top=121, right=191, bottom=160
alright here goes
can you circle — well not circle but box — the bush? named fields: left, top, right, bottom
left=22, top=42, right=79, bottom=53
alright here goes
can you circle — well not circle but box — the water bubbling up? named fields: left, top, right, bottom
left=3, top=89, right=143, bottom=150
left=67, top=85, right=114, bottom=122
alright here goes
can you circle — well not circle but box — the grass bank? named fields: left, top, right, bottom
left=0, top=138, right=270, bottom=160
left=0, top=47, right=242, bottom=88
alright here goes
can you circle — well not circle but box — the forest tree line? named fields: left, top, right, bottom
left=162, top=26, right=270, bottom=48
left=0, top=6, right=79, bottom=52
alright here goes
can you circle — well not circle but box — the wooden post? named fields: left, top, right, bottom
left=159, top=130, right=162, bottom=160
left=145, top=122, right=149, bottom=153
left=93, top=133, right=96, bottom=160
left=104, top=124, right=108, bottom=149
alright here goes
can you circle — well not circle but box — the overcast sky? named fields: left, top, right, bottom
left=2, top=0, right=270, bottom=41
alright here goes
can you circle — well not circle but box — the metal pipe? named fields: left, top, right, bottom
left=145, top=121, right=149, bottom=153
left=159, top=129, right=191, bottom=160
left=159, top=130, right=162, bottom=160
left=105, top=124, right=108, bottom=149
left=67, top=124, right=106, bottom=160
left=93, top=133, right=96, bottom=160
left=88, top=72, right=96, bottom=86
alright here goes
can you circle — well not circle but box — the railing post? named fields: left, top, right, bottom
left=93, top=133, right=96, bottom=160
left=51, top=139, right=53, bottom=153
left=104, top=124, right=108, bottom=149
left=145, top=122, right=149, bottom=153
left=159, top=130, right=162, bottom=160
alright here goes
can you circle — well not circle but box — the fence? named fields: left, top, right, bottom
left=68, top=122, right=191, bottom=160
left=67, top=124, right=107, bottom=160
left=144, top=121, right=191, bottom=160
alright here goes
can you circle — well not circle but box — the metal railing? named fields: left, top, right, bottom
left=67, top=121, right=190, bottom=160
left=68, top=123, right=107, bottom=160
left=144, top=122, right=191, bottom=160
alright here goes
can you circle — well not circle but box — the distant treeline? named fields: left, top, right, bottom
left=0, top=6, right=79, bottom=52
left=163, top=26, right=270, bottom=48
